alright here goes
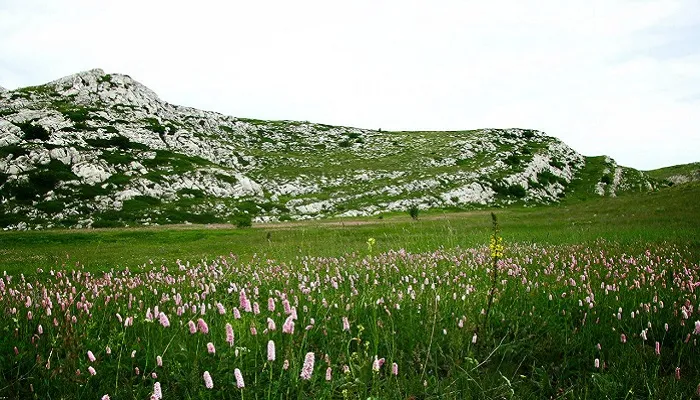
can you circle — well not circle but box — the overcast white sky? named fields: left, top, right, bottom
left=1, top=0, right=698, bottom=170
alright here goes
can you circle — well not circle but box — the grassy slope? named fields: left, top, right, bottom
left=1, top=182, right=698, bottom=275
left=645, top=162, right=700, bottom=182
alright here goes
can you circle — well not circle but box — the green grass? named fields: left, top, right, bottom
left=0, top=186, right=699, bottom=399
left=1, top=183, right=698, bottom=275
left=645, top=162, right=700, bottom=183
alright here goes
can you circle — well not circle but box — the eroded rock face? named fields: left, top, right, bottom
left=0, top=69, right=658, bottom=230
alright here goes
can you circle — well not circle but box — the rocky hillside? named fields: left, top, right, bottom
left=0, top=69, right=657, bottom=230
left=645, top=163, right=700, bottom=186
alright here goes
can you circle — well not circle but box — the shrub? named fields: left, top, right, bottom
left=16, top=122, right=50, bottom=141
left=507, top=184, right=527, bottom=198
left=409, top=206, right=419, bottom=220
left=504, top=155, right=520, bottom=166
left=232, top=214, right=252, bottom=228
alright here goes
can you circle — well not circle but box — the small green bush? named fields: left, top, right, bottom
left=409, top=206, right=419, bottom=220
left=16, top=122, right=50, bottom=141
left=232, top=214, right=252, bottom=228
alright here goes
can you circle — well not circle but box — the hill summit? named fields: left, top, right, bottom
left=0, top=69, right=656, bottom=230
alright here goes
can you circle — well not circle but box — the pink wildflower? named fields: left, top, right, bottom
left=283, top=316, right=295, bottom=334
left=233, top=307, right=241, bottom=319
left=240, top=289, right=251, bottom=312
left=594, top=358, right=600, bottom=369
left=234, top=368, right=245, bottom=388
left=392, top=362, right=399, bottom=376
left=203, top=371, right=213, bottom=389
left=694, top=320, right=700, bottom=335
left=250, top=326, right=257, bottom=336
left=153, top=382, right=162, bottom=399
left=268, top=298, right=275, bottom=312
left=207, top=342, right=216, bottom=354
left=101, top=395, right=110, bottom=400
left=197, top=318, right=209, bottom=334
left=342, top=316, right=350, bottom=332
left=225, top=323, right=234, bottom=346
left=37, top=325, right=43, bottom=335
left=188, top=320, right=197, bottom=334
left=655, top=341, right=661, bottom=355
left=675, top=367, right=681, bottom=380
left=372, top=357, right=385, bottom=372
left=158, top=312, right=170, bottom=328
left=267, top=317, right=276, bottom=331
left=620, top=333, right=627, bottom=343
left=87, top=350, right=96, bottom=363
left=156, top=355, right=163, bottom=367
left=88, top=366, right=96, bottom=376
left=267, top=340, right=276, bottom=361
left=283, top=359, right=289, bottom=370
left=326, top=367, right=332, bottom=381
left=300, top=352, right=315, bottom=380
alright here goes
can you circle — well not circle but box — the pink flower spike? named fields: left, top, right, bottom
left=283, top=316, right=295, bottom=334
left=207, top=342, right=216, bottom=354
left=88, top=366, right=96, bottom=376
left=326, top=367, right=332, bottom=381
left=655, top=341, right=661, bottom=355
left=594, top=358, right=600, bottom=369
left=675, top=367, right=681, bottom=380
left=188, top=320, right=197, bottom=334
left=156, top=355, right=163, bottom=367
left=87, top=350, right=96, bottom=363
left=203, top=371, right=213, bottom=389
left=153, top=382, right=162, bottom=399
left=197, top=318, right=209, bottom=334
left=283, top=359, right=289, bottom=370
left=342, top=316, right=350, bottom=332
left=234, top=368, right=245, bottom=388
left=300, top=352, right=315, bottom=380
left=226, top=323, right=234, bottom=346
left=158, top=312, right=170, bottom=328
left=392, top=362, right=399, bottom=376
left=267, top=340, right=276, bottom=361
left=101, top=395, right=110, bottom=400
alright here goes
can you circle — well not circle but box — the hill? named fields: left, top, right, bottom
left=0, top=69, right=658, bottom=230
left=645, top=162, right=700, bottom=186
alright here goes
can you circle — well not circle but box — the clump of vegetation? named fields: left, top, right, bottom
left=6, top=160, right=77, bottom=201
left=232, top=213, right=252, bottom=228
left=409, top=205, right=419, bottom=220
left=493, top=182, right=527, bottom=198
left=15, top=122, right=50, bottom=141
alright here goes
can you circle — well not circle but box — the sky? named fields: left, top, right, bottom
left=1, top=0, right=698, bottom=170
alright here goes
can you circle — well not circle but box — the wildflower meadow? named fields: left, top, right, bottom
left=1, top=192, right=700, bottom=398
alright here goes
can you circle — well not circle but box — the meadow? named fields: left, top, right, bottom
left=0, top=183, right=699, bottom=399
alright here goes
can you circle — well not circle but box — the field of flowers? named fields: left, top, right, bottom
left=1, top=214, right=699, bottom=400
